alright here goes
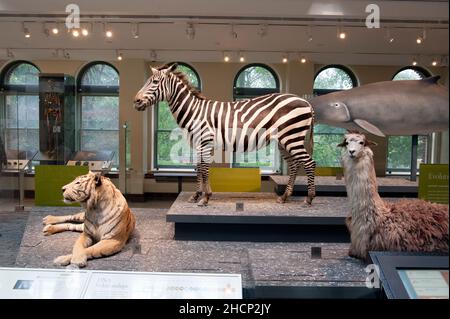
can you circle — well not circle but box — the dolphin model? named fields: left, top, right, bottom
left=309, top=76, right=449, bottom=137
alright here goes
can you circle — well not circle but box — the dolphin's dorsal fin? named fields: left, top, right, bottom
left=422, top=75, right=441, bottom=84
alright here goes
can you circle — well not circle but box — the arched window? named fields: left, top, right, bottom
left=77, top=62, right=119, bottom=166
left=154, top=62, right=201, bottom=169
left=233, top=64, right=281, bottom=173
left=313, top=65, right=358, bottom=167
left=0, top=61, right=40, bottom=153
left=233, top=63, right=280, bottom=100
left=387, top=66, right=432, bottom=173
left=392, top=66, right=431, bottom=81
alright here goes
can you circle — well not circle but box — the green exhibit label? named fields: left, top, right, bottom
left=419, top=164, right=449, bottom=204
left=35, top=165, right=89, bottom=206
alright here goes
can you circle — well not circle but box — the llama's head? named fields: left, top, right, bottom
left=134, top=63, right=178, bottom=111
left=337, top=131, right=377, bottom=159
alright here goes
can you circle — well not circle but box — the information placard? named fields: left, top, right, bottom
left=418, top=164, right=449, bottom=204
left=398, top=269, right=449, bottom=299
left=0, top=268, right=242, bottom=299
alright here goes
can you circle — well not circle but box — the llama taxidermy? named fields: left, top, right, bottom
left=339, top=131, right=448, bottom=261
left=42, top=171, right=135, bottom=268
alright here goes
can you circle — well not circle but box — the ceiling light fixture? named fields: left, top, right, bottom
left=416, top=28, right=426, bottom=44
left=431, top=58, right=438, bottom=66
left=412, top=58, right=418, bottom=66
left=43, top=23, right=50, bottom=37
left=6, top=48, right=14, bottom=59
left=81, top=24, right=90, bottom=36
left=307, top=25, right=313, bottom=42
left=257, top=24, right=268, bottom=37
left=386, top=28, right=395, bottom=43
left=230, top=24, right=238, bottom=39
left=282, top=53, right=288, bottom=63
left=131, top=23, right=140, bottom=39
left=149, top=50, right=157, bottom=62
left=104, top=23, right=113, bottom=38
left=52, top=23, right=59, bottom=35
left=117, top=50, right=123, bottom=61
left=239, top=52, right=245, bottom=62
left=23, top=22, right=31, bottom=38
left=337, top=25, right=346, bottom=39
left=72, top=29, right=80, bottom=37
left=223, top=52, right=230, bottom=62
left=63, top=49, right=70, bottom=59
left=300, top=55, right=307, bottom=64
left=186, top=22, right=195, bottom=40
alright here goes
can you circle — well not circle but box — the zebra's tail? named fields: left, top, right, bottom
left=309, top=106, right=315, bottom=157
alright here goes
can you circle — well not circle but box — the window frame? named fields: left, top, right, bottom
left=388, top=66, right=432, bottom=174
left=391, top=66, right=431, bottom=81
left=232, top=63, right=281, bottom=173
left=313, top=64, right=358, bottom=96
left=233, top=63, right=280, bottom=100
left=0, top=61, right=41, bottom=154
left=76, top=61, right=120, bottom=167
left=153, top=62, right=201, bottom=170
left=312, top=64, right=358, bottom=168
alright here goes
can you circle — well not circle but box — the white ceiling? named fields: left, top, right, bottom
left=0, top=0, right=448, bottom=65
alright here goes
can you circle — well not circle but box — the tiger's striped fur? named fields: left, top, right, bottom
left=135, top=63, right=316, bottom=206
left=43, top=171, right=135, bottom=268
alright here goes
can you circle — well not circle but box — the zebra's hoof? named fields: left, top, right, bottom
left=276, top=196, right=286, bottom=204
left=188, top=196, right=199, bottom=203
left=197, top=199, right=208, bottom=207
left=304, top=198, right=313, bottom=205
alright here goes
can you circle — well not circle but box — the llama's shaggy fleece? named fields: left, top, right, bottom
left=339, top=132, right=448, bottom=261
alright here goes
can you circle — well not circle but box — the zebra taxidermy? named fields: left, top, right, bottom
left=134, top=63, right=316, bottom=206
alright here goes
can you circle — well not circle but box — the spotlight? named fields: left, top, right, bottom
left=63, top=50, right=70, bottom=59
left=282, top=55, right=288, bottom=63
left=416, top=37, right=423, bottom=44
left=257, top=24, right=268, bottom=37
left=412, top=60, right=418, bottom=66
left=307, top=25, right=313, bottom=42
left=117, top=51, right=123, bottom=61
left=72, top=29, right=80, bottom=37
left=131, top=23, right=139, bottom=39
left=149, top=50, right=157, bottom=62
left=432, top=59, right=438, bottom=66
left=300, top=56, right=307, bottom=64
left=104, top=23, right=113, bottom=38
left=52, top=25, right=59, bottom=35
left=337, top=25, right=347, bottom=39
left=23, top=23, right=31, bottom=38
left=6, top=48, right=14, bottom=59
left=186, top=22, right=195, bottom=40
left=81, top=26, right=89, bottom=36
left=230, top=24, right=238, bottom=39
left=239, top=52, right=245, bottom=62
left=223, top=52, right=230, bottom=62
left=386, top=28, right=395, bottom=43
left=416, top=28, right=426, bottom=44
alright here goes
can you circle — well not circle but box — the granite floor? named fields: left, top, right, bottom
left=8, top=203, right=370, bottom=297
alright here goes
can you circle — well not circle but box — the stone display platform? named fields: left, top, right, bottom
left=167, top=192, right=355, bottom=242
left=14, top=207, right=377, bottom=298
left=271, top=175, right=418, bottom=197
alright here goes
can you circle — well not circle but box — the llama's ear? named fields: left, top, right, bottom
left=337, top=138, right=347, bottom=147
left=93, top=172, right=102, bottom=187
left=365, top=139, right=378, bottom=147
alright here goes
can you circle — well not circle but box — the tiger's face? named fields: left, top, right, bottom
left=62, top=171, right=102, bottom=204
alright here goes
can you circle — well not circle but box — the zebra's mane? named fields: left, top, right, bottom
left=157, top=64, right=206, bottom=100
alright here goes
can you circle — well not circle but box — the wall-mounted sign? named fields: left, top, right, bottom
left=418, top=164, right=449, bottom=204
left=0, top=268, right=242, bottom=299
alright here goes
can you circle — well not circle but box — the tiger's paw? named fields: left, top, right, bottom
left=70, top=254, right=87, bottom=268
left=43, top=215, right=59, bottom=225
left=43, top=225, right=56, bottom=236
left=54, top=254, right=72, bottom=266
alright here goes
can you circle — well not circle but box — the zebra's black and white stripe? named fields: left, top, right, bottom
left=134, top=63, right=316, bottom=205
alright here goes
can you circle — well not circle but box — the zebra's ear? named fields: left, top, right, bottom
left=150, top=66, right=158, bottom=75
left=163, top=63, right=178, bottom=73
